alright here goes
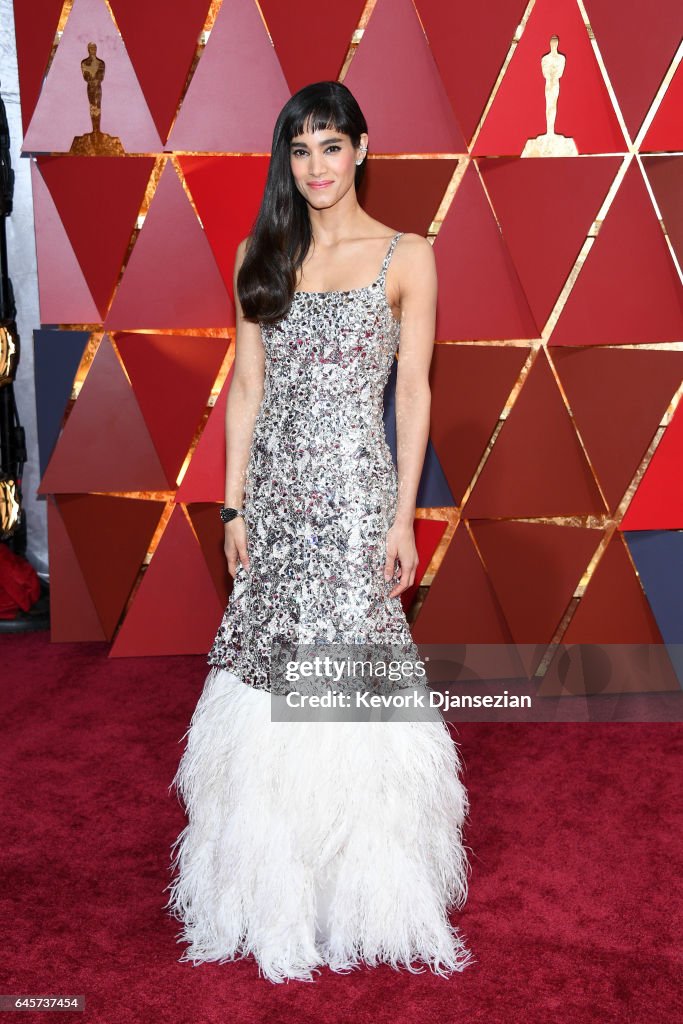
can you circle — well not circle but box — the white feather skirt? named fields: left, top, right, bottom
left=164, top=666, right=474, bottom=983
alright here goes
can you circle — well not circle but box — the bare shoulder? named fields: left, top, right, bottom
left=395, top=232, right=434, bottom=264
left=393, top=232, right=436, bottom=296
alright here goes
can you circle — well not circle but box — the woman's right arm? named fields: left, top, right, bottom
left=223, top=236, right=265, bottom=577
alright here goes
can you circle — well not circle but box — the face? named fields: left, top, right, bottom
left=289, top=121, right=367, bottom=207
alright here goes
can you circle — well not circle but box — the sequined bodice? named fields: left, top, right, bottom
left=207, top=232, right=417, bottom=691
left=251, top=234, right=403, bottom=479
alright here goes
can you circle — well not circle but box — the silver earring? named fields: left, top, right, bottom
left=356, top=148, right=367, bottom=166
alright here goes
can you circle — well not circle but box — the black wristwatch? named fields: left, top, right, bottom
left=219, top=506, right=246, bottom=524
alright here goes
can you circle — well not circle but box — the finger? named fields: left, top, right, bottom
left=238, top=545, right=250, bottom=570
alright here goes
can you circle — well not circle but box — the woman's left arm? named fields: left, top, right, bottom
left=384, top=234, right=438, bottom=598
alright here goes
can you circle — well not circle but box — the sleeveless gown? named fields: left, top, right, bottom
left=165, top=233, right=473, bottom=983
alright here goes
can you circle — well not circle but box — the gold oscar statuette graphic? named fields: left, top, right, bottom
left=522, top=34, right=578, bottom=157
left=69, top=41, right=124, bottom=155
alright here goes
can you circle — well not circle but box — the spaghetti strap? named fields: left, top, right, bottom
left=379, top=232, right=404, bottom=278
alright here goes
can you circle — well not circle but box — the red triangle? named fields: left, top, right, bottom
left=259, top=0, right=366, bottom=95
left=584, top=0, right=682, bottom=140
left=434, top=163, right=539, bottom=340
left=464, top=352, right=605, bottom=517
left=175, top=361, right=234, bottom=503
left=13, top=0, right=65, bottom=137
left=109, top=0, right=211, bottom=143
left=470, top=520, right=602, bottom=674
left=56, top=494, right=165, bottom=640
left=344, top=0, right=466, bottom=153
left=550, top=161, right=683, bottom=345
left=620, top=400, right=683, bottom=530
left=165, top=0, right=290, bottom=152
left=110, top=505, right=224, bottom=656
left=429, top=344, right=530, bottom=503
left=37, top=156, right=155, bottom=319
left=38, top=335, right=170, bottom=493
left=642, top=156, right=683, bottom=271
left=115, top=333, right=228, bottom=486
left=179, top=156, right=270, bottom=294
left=472, top=0, right=625, bottom=155
left=479, top=156, right=621, bottom=330
left=416, top=0, right=528, bottom=146
left=561, top=531, right=664, bottom=644
left=552, top=347, right=683, bottom=513
left=30, top=162, right=100, bottom=324
left=185, top=502, right=233, bottom=608
left=105, top=161, right=234, bottom=329
left=641, top=59, right=683, bottom=151
left=412, top=523, right=516, bottom=647
left=46, top=497, right=107, bottom=642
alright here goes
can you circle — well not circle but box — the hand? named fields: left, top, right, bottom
left=383, top=520, right=418, bottom=599
left=224, top=517, right=250, bottom=578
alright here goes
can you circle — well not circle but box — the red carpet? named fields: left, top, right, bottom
left=2, top=632, right=681, bottom=1023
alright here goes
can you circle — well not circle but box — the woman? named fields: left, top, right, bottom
left=165, top=81, right=473, bottom=983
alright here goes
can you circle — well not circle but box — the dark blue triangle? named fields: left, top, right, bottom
left=33, top=329, right=91, bottom=479
left=625, top=529, right=683, bottom=686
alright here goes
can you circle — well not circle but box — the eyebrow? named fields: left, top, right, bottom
left=290, top=136, right=345, bottom=148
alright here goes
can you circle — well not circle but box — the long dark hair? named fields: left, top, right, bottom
left=237, top=81, right=368, bottom=324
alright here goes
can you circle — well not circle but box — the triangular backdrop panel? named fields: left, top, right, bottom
left=428, top=344, right=530, bottom=506
left=46, top=496, right=108, bottom=642
left=22, top=0, right=162, bottom=153
left=464, top=351, right=606, bottom=518
left=105, top=160, right=233, bottom=329
left=109, top=0, right=211, bottom=143
left=13, top=0, right=65, bottom=137
left=472, top=0, right=625, bottom=155
left=178, top=156, right=270, bottom=293
left=552, top=347, right=683, bottom=514
left=110, top=505, right=224, bottom=656
left=357, top=159, right=458, bottom=239
left=479, top=156, right=621, bottom=330
left=642, top=156, right=683, bottom=270
left=38, top=334, right=170, bottom=493
left=550, top=160, right=683, bottom=346
left=56, top=494, right=166, bottom=640
left=175, top=361, right=234, bottom=503
left=416, top=0, right=528, bottom=146
left=434, top=163, right=539, bottom=340
left=115, top=333, right=228, bottom=487
left=469, top=520, right=603, bottom=675
left=583, top=0, right=683, bottom=140
left=37, top=156, right=154, bottom=319
left=561, top=531, right=663, bottom=644
left=641, top=59, right=683, bottom=152
left=166, top=0, right=291, bottom=152
left=30, top=162, right=100, bottom=325
left=186, top=502, right=234, bottom=609
left=259, top=0, right=366, bottom=95
left=343, top=0, right=466, bottom=153
left=33, top=329, right=91, bottom=478
left=413, top=523, right=516, bottom=647
left=625, top=530, right=683, bottom=644
left=620, top=401, right=683, bottom=531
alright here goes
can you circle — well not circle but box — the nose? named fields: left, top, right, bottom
left=309, top=152, right=326, bottom=176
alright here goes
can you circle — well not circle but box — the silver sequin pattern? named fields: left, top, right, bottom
left=207, top=232, right=422, bottom=692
